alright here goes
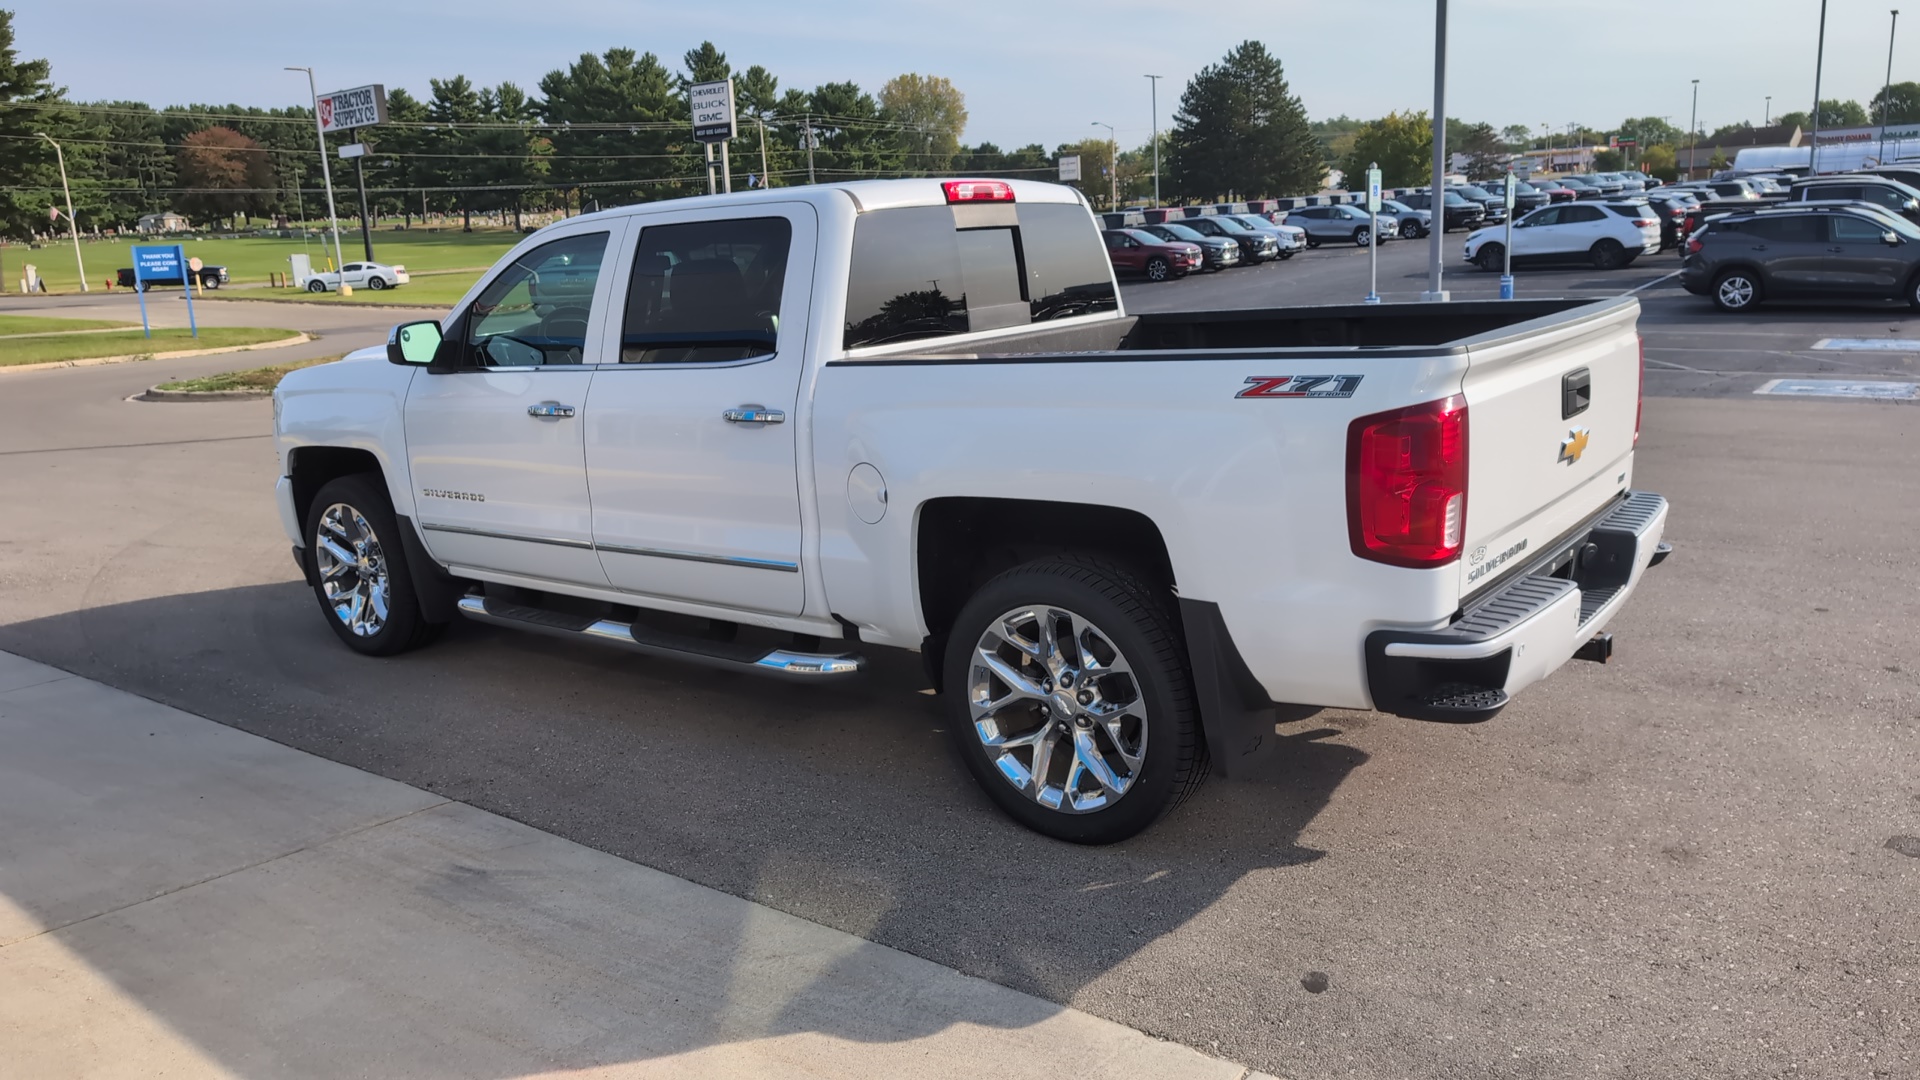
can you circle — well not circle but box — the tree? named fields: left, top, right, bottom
left=878, top=73, right=967, bottom=174
left=806, top=81, right=905, bottom=180
left=539, top=49, right=685, bottom=205
left=1640, top=144, right=1677, bottom=182
left=1456, top=122, right=1504, bottom=180
left=175, top=127, right=275, bottom=225
left=1592, top=148, right=1626, bottom=171
left=0, top=8, right=64, bottom=240
left=1338, top=111, right=1430, bottom=189
left=1868, top=81, right=1920, bottom=126
left=1165, top=41, right=1320, bottom=199
left=1499, top=124, right=1532, bottom=150
left=1618, top=116, right=1682, bottom=148
left=1708, top=146, right=1730, bottom=171
left=1310, top=114, right=1366, bottom=164
left=1779, top=100, right=1870, bottom=129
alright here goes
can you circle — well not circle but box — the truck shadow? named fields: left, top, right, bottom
left=0, top=582, right=1366, bottom=1074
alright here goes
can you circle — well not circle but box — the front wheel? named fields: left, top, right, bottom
left=367, top=275, right=388, bottom=290
left=304, top=474, right=443, bottom=656
left=1712, top=269, right=1761, bottom=312
left=307, top=279, right=327, bottom=293
left=1590, top=239, right=1627, bottom=270
left=944, top=557, right=1205, bottom=844
left=1277, top=250, right=1295, bottom=260
left=1908, top=272, right=1920, bottom=311
left=1305, top=238, right=1320, bottom=249
left=1475, top=243, right=1505, bottom=272
left=1144, top=256, right=1170, bottom=282
left=1400, top=221, right=1418, bottom=239
left=1353, top=227, right=1371, bottom=247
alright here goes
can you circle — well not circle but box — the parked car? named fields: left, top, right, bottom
left=115, top=263, right=228, bottom=291
left=1551, top=176, right=1605, bottom=200
left=1102, top=228, right=1200, bottom=281
left=1451, top=184, right=1506, bottom=224
left=1682, top=204, right=1920, bottom=311
left=1218, top=214, right=1308, bottom=256
left=274, top=176, right=1668, bottom=843
left=1839, top=167, right=1920, bottom=191
left=1618, top=171, right=1661, bottom=190
left=1376, top=198, right=1432, bottom=238
left=1685, top=179, right=1767, bottom=202
left=1594, top=172, right=1644, bottom=193
left=1481, top=178, right=1552, bottom=214
left=1528, top=179, right=1580, bottom=204
left=1283, top=203, right=1383, bottom=247
left=1566, top=174, right=1625, bottom=196
left=1463, top=200, right=1660, bottom=270
left=1398, top=190, right=1487, bottom=231
left=1784, top=176, right=1920, bottom=224
left=305, top=260, right=412, bottom=292
left=1640, top=191, right=1697, bottom=249
left=1180, top=215, right=1282, bottom=262
left=1139, top=222, right=1241, bottom=271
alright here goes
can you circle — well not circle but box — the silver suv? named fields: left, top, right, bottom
left=1285, top=203, right=1382, bottom=247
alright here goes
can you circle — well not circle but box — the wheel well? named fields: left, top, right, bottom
left=915, top=497, right=1176, bottom=650
left=288, top=446, right=383, bottom=530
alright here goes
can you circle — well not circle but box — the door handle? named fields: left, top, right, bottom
left=723, top=406, right=785, bottom=425
left=527, top=401, right=576, bottom=418
left=1827, top=246, right=1846, bottom=253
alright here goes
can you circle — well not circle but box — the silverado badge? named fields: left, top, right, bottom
left=1559, top=427, right=1591, bottom=464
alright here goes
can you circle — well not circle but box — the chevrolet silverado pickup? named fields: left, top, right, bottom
left=273, top=178, right=1671, bottom=843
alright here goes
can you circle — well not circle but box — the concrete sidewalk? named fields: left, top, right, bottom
left=0, top=651, right=1268, bottom=1080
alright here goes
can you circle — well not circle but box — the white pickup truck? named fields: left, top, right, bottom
left=273, top=178, right=1670, bottom=843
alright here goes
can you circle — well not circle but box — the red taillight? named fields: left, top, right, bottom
left=1347, top=396, right=1469, bottom=569
left=1686, top=235, right=1704, bottom=254
left=1635, top=334, right=1645, bottom=446
left=943, top=180, right=1015, bottom=203
left=1633, top=218, right=1658, bottom=227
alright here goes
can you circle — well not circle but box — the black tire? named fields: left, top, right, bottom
left=1306, top=238, right=1320, bottom=249
left=304, top=474, right=443, bottom=656
left=1475, top=243, right=1504, bottom=272
left=1400, top=221, right=1418, bottom=239
left=1711, top=269, right=1761, bottom=312
left=1145, top=256, right=1170, bottom=282
left=1277, top=250, right=1295, bottom=260
left=307, top=279, right=327, bottom=293
left=202, top=277, right=220, bottom=290
left=943, top=556, right=1205, bottom=844
left=1353, top=226, right=1371, bottom=247
left=1590, top=239, right=1626, bottom=270
left=1908, top=272, right=1920, bottom=311
left=367, top=275, right=388, bottom=290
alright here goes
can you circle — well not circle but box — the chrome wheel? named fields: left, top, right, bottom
left=968, top=605, right=1147, bottom=814
left=313, top=502, right=391, bottom=637
left=1716, top=274, right=1756, bottom=309
left=1354, top=227, right=1371, bottom=247
left=1145, top=257, right=1170, bottom=281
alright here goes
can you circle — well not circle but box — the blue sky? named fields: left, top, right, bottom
left=17, top=1, right=1910, bottom=147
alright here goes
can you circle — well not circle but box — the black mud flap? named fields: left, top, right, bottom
left=1179, top=598, right=1310, bottom=779
left=395, top=514, right=463, bottom=624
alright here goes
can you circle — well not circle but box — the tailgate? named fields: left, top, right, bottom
left=1456, top=299, right=1641, bottom=601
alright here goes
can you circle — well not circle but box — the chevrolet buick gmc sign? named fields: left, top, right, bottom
left=317, top=85, right=388, bottom=134
left=690, top=79, right=736, bottom=143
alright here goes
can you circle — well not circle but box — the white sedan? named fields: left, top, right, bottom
left=1462, top=202, right=1662, bottom=271
left=305, top=261, right=411, bottom=292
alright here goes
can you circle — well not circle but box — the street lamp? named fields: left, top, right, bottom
left=1689, top=80, right=1700, bottom=180
left=286, top=65, right=349, bottom=295
left=1811, top=0, right=1830, bottom=173
left=34, top=132, right=85, bottom=292
left=1145, top=75, right=1162, bottom=209
left=1882, top=11, right=1902, bottom=154
left=1091, top=121, right=1117, bottom=210
left=1424, top=0, right=1450, bottom=301
left=1765, top=96, right=1772, bottom=126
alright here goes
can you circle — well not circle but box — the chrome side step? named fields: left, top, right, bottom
left=455, top=595, right=865, bottom=680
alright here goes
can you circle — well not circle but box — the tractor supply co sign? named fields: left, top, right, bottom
left=317, top=84, right=388, bottom=134
left=1058, top=155, right=1081, bottom=182
left=690, top=80, right=736, bottom=143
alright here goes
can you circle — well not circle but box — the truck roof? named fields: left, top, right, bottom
left=566, top=177, right=1089, bottom=223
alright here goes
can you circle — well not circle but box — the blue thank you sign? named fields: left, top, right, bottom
left=132, top=244, right=185, bottom=283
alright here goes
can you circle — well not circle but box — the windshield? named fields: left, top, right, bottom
left=1443, top=192, right=1474, bottom=206
left=1156, top=223, right=1205, bottom=241
left=1455, top=186, right=1491, bottom=200
left=1379, top=200, right=1412, bottom=213
left=1211, top=218, right=1255, bottom=233
left=1222, top=215, right=1264, bottom=229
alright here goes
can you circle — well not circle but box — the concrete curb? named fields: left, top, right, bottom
left=0, top=332, right=311, bottom=376
left=136, top=386, right=272, bottom=402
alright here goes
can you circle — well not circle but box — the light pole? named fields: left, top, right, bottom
left=35, top=133, right=86, bottom=292
left=1811, top=0, right=1830, bottom=173
left=1689, top=80, right=1700, bottom=179
left=1145, top=75, right=1162, bottom=208
left=1424, top=0, right=1450, bottom=301
left=286, top=66, right=348, bottom=294
left=1092, top=122, right=1117, bottom=209
left=1882, top=11, right=1902, bottom=154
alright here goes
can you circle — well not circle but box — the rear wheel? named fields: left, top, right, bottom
left=1712, top=269, right=1761, bottom=312
left=1305, top=238, right=1320, bottom=249
left=944, top=557, right=1205, bottom=844
left=202, top=277, right=220, bottom=290
left=1590, top=239, right=1627, bottom=270
left=1144, top=256, right=1170, bottom=282
left=1908, top=272, right=1920, bottom=310
left=367, top=275, right=388, bottom=290
left=304, top=474, right=443, bottom=657
left=1475, top=243, right=1505, bottom=272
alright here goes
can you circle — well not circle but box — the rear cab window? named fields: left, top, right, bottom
left=844, top=202, right=1117, bottom=349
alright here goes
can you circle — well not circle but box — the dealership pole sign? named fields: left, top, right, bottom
left=316, top=84, right=388, bottom=135
left=690, top=80, right=737, bottom=143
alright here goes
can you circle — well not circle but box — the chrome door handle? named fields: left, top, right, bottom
left=528, top=402, right=576, bottom=418
left=723, top=406, right=785, bottom=424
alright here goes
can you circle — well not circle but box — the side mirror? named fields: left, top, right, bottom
left=1885, top=231, right=1902, bottom=246
left=388, top=320, right=443, bottom=366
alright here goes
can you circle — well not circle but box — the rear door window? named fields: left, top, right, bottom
left=1749, top=216, right=1824, bottom=243
left=1561, top=205, right=1604, bottom=224
left=621, top=216, right=792, bottom=364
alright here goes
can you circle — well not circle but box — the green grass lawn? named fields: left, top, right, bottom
left=241, top=272, right=483, bottom=308
left=0, top=314, right=136, bottom=335
left=2, top=228, right=520, bottom=293
left=1, top=326, right=298, bottom=366
left=155, top=354, right=344, bottom=392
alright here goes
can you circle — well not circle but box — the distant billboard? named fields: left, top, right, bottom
left=317, top=85, right=388, bottom=134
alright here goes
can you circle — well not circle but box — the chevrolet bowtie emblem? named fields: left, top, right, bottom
left=1559, top=427, right=1591, bottom=464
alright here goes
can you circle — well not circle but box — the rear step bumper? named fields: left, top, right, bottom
left=1364, top=490, right=1669, bottom=723
left=455, top=595, right=865, bottom=680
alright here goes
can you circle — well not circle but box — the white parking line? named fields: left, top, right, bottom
left=1629, top=270, right=1683, bottom=293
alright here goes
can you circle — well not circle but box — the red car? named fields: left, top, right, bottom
left=1529, top=180, right=1579, bottom=204
left=1102, top=228, right=1201, bottom=282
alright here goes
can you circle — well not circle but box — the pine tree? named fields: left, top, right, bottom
left=1165, top=41, right=1320, bottom=200
left=0, top=9, right=64, bottom=240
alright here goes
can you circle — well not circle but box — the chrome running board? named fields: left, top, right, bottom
left=455, top=595, right=865, bottom=680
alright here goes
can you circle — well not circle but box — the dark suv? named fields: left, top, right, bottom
left=1785, top=176, right=1920, bottom=224
left=1397, top=191, right=1486, bottom=232
left=1681, top=205, right=1920, bottom=311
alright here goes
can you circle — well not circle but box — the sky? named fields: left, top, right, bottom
left=15, top=1, right=1912, bottom=149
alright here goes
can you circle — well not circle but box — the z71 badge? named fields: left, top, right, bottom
left=1236, top=375, right=1364, bottom=399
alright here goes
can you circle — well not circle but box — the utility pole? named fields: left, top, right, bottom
left=35, top=133, right=86, bottom=292
left=1883, top=11, right=1902, bottom=154
left=757, top=114, right=771, bottom=187
left=1425, top=0, right=1449, bottom=301
left=1093, top=122, right=1117, bottom=209
left=350, top=129, right=373, bottom=261
left=803, top=116, right=817, bottom=185
left=1812, top=0, right=1830, bottom=173
left=1689, top=80, right=1700, bottom=180
left=1765, top=96, right=1772, bottom=126
left=1145, top=75, right=1162, bottom=208
left=288, top=66, right=349, bottom=294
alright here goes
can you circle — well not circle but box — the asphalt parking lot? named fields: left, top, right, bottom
left=2, top=236, right=1916, bottom=1079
